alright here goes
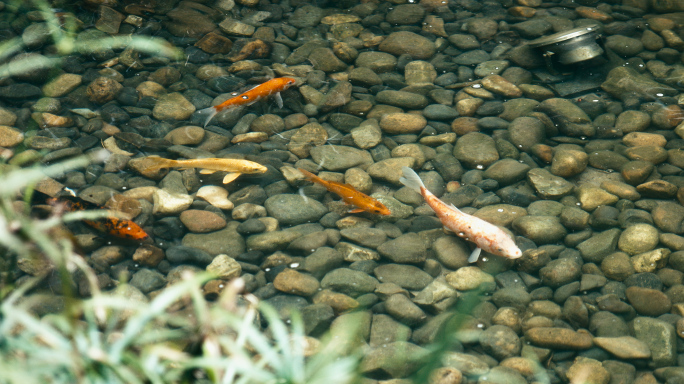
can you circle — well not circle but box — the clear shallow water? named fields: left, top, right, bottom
left=3, top=0, right=684, bottom=382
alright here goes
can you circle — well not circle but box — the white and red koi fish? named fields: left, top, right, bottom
left=400, top=167, right=522, bottom=263
left=197, top=77, right=296, bottom=127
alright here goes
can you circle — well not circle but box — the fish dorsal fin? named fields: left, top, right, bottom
left=199, top=169, right=217, bottom=174
left=222, top=172, right=241, bottom=184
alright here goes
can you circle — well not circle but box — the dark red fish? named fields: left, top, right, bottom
left=43, top=194, right=149, bottom=241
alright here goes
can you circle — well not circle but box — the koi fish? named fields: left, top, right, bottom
left=44, top=194, right=149, bottom=241
left=138, top=155, right=268, bottom=184
left=196, top=77, right=297, bottom=127
left=400, top=167, right=522, bottom=263
left=298, top=168, right=391, bottom=215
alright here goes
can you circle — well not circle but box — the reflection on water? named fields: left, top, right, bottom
left=3, top=0, right=684, bottom=381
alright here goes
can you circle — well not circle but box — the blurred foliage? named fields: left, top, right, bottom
left=0, top=153, right=362, bottom=383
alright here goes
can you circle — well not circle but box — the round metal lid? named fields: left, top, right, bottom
left=528, top=25, right=601, bottom=48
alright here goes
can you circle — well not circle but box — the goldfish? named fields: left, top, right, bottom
left=400, top=167, right=522, bottom=263
left=137, top=155, right=268, bottom=184
left=298, top=168, right=391, bottom=215
left=197, top=77, right=296, bottom=127
left=43, top=193, right=149, bottom=241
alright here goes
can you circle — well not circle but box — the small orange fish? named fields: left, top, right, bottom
left=197, top=77, right=296, bottom=127
left=46, top=195, right=149, bottom=241
left=298, top=168, right=391, bottom=216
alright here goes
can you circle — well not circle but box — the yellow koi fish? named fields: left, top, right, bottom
left=139, top=155, right=267, bottom=184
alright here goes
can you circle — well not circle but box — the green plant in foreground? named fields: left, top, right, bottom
left=0, top=0, right=183, bottom=81
left=0, top=155, right=361, bottom=384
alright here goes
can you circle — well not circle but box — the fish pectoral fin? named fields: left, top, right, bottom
left=448, top=203, right=462, bottom=212
left=275, top=92, right=284, bottom=108
left=443, top=226, right=453, bottom=233
left=222, top=172, right=242, bottom=184
left=199, top=169, right=218, bottom=174
left=348, top=208, right=365, bottom=213
left=468, top=247, right=482, bottom=263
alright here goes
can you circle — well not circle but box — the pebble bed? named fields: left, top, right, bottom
left=3, top=0, right=684, bottom=383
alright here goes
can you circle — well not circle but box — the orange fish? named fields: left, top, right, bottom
left=46, top=195, right=149, bottom=241
left=197, top=77, right=296, bottom=127
left=298, top=168, right=391, bottom=215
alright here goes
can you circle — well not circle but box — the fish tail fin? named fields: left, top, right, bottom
left=196, top=106, right=218, bottom=127
left=399, top=166, right=424, bottom=193
left=298, top=168, right=320, bottom=183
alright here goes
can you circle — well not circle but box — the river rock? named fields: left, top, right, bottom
left=593, top=336, right=651, bottom=359
left=512, top=216, right=566, bottom=245
left=618, top=223, right=659, bottom=255
left=479, top=325, right=521, bottom=360
left=525, top=327, right=593, bottom=350
left=180, top=210, right=227, bottom=233
left=632, top=316, right=677, bottom=367
left=153, top=92, right=196, bottom=121
left=377, top=233, right=427, bottom=264
left=378, top=31, right=436, bottom=60
left=538, top=98, right=594, bottom=137
left=310, top=145, right=373, bottom=171
left=374, top=264, right=432, bottom=290
left=601, top=66, right=677, bottom=102
left=129, top=268, right=166, bottom=293
left=454, top=132, right=499, bottom=169
left=273, top=268, right=320, bottom=296
left=446, top=266, right=495, bottom=291
left=526, top=168, right=574, bottom=199
left=182, top=223, right=246, bottom=257
left=206, top=254, right=242, bottom=280
left=320, top=268, right=378, bottom=297
left=265, top=194, right=327, bottom=226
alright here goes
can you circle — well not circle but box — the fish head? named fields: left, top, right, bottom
left=277, top=77, right=297, bottom=90
left=245, top=162, right=268, bottom=174
left=370, top=201, right=391, bottom=216
left=497, top=240, right=523, bottom=259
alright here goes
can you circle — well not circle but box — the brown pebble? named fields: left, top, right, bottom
left=531, top=144, right=553, bottom=163
left=525, top=327, right=593, bottom=350
left=450, top=117, right=479, bottom=135
left=625, top=286, right=672, bottom=316
left=273, top=268, right=320, bottom=297
left=575, top=6, right=613, bottom=22
left=86, top=76, right=123, bottom=104
left=195, top=32, right=233, bottom=54
left=429, top=367, right=463, bottom=384
left=132, top=244, right=165, bottom=267
left=203, top=279, right=225, bottom=300
left=636, top=180, right=678, bottom=199
left=180, top=210, right=227, bottom=233
left=508, top=6, right=535, bottom=17
left=446, top=181, right=461, bottom=193
left=313, top=289, right=359, bottom=314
